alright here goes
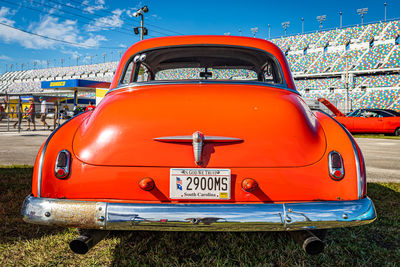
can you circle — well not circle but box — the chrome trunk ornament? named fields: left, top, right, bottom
left=154, top=131, right=243, bottom=166
left=192, top=131, right=204, bottom=165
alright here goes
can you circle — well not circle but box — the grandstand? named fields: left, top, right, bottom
left=271, top=19, right=400, bottom=112
left=1, top=19, right=400, bottom=112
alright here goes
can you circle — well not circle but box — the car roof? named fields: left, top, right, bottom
left=110, top=36, right=296, bottom=90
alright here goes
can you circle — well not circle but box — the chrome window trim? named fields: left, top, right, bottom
left=105, top=80, right=299, bottom=97
left=318, top=111, right=363, bottom=199
left=37, top=113, right=88, bottom=197
left=117, top=44, right=289, bottom=88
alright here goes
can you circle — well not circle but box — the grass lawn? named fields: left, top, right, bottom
left=1, top=166, right=399, bottom=266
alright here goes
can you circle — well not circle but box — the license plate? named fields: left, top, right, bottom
left=170, top=168, right=231, bottom=200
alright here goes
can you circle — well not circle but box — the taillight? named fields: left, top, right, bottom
left=329, top=151, right=344, bottom=180
left=55, top=150, right=70, bottom=179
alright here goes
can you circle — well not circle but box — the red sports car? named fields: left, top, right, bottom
left=22, top=36, right=376, bottom=255
left=318, top=98, right=400, bottom=136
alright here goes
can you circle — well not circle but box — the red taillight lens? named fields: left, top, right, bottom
left=329, top=151, right=344, bottom=180
left=139, top=177, right=155, bottom=191
left=55, top=150, right=70, bottom=179
left=241, top=178, right=258, bottom=192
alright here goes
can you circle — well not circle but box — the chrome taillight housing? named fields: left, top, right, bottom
left=329, top=151, right=344, bottom=180
left=55, top=150, right=71, bottom=179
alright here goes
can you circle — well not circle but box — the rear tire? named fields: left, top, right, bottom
left=395, top=128, right=400, bottom=136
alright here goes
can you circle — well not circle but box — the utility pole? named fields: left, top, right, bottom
left=357, top=8, right=368, bottom=25
left=339, top=11, right=343, bottom=28
left=281, top=21, right=290, bottom=37
left=133, top=6, right=149, bottom=40
left=317, top=15, right=326, bottom=30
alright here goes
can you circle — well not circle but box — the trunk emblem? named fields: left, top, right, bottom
left=154, top=131, right=243, bottom=166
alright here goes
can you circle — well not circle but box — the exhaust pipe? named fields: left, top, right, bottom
left=290, top=230, right=325, bottom=255
left=69, top=230, right=110, bottom=254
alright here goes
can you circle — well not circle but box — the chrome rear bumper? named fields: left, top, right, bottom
left=21, top=195, right=376, bottom=231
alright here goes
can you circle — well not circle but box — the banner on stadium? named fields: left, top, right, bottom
left=41, top=79, right=110, bottom=89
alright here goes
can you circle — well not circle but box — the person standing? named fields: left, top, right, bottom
left=85, top=101, right=96, bottom=112
left=26, top=98, right=36, bottom=131
left=39, top=97, right=50, bottom=130
left=0, top=103, right=4, bottom=121
left=13, top=100, right=23, bottom=130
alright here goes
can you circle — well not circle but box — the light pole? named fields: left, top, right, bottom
left=251, top=27, right=259, bottom=38
left=61, top=58, right=64, bottom=67
left=301, top=18, right=304, bottom=34
left=339, top=11, right=343, bottom=28
left=316, top=15, right=326, bottom=30
left=281, top=21, right=290, bottom=37
left=238, top=29, right=242, bottom=36
left=268, top=24, right=270, bottom=39
left=357, top=8, right=368, bottom=25
left=344, top=54, right=353, bottom=112
left=384, top=2, right=387, bottom=21
left=133, top=6, right=149, bottom=40
left=103, top=53, right=106, bottom=63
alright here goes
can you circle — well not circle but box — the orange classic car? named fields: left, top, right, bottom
left=318, top=98, right=400, bottom=135
left=22, top=36, right=376, bottom=255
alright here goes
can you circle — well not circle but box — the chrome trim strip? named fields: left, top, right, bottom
left=317, top=111, right=363, bottom=199
left=22, top=195, right=376, bottom=231
left=154, top=135, right=243, bottom=143
left=154, top=132, right=243, bottom=165
left=106, top=81, right=300, bottom=97
left=37, top=113, right=87, bottom=197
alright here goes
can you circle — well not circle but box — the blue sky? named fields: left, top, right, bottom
left=0, top=0, right=398, bottom=74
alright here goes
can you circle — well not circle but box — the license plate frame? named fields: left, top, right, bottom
left=169, top=168, right=231, bottom=200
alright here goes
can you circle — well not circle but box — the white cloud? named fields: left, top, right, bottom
left=0, top=13, right=107, bottom=50
left=0, top=7, right=16, bottom=25
left=84, top=0, right=106, bottom=14
left=0, top=55, right=12, bottom=61
left=86, top=9, right=124, bottom=32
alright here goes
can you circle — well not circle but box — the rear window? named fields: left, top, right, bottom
left=120, top=45, right=284, bottom=85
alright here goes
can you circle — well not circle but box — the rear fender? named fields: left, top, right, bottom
left=315, top=111, right=366, bottom=199
left=33, top=112, right=92, bottom=197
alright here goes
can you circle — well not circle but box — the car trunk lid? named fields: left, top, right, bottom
left=73, top=84, right=326, bottom=167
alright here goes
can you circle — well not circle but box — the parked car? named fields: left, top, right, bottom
left=318, top=98, right=400, bottom=136
left=22, top=36, right=376, bottom=255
